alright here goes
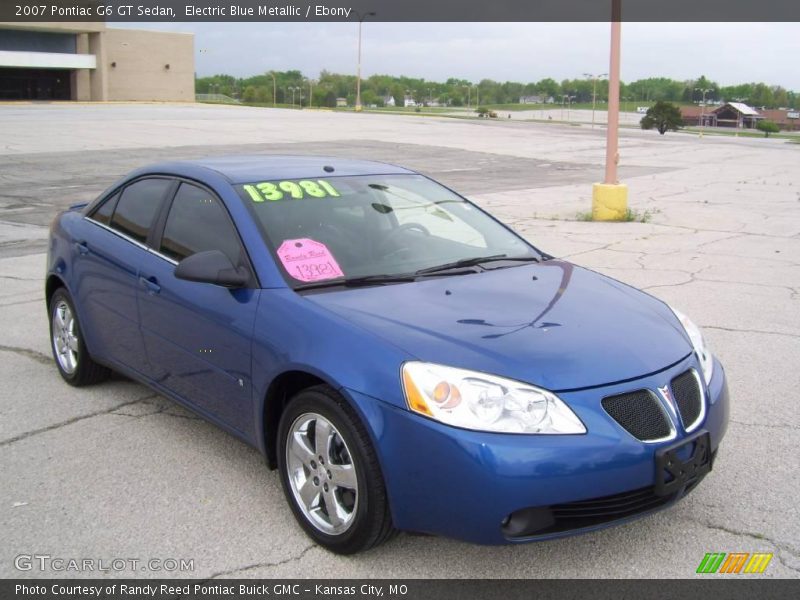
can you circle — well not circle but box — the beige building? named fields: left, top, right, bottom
left=0, top=22, right=194, bottom=101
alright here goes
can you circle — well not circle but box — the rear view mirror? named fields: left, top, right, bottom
left=174, top=250, right=249, bottom=288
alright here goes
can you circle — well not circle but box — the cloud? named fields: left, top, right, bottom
left=114, top=22, right=800, bottom=88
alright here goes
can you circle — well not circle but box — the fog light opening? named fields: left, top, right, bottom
left=501, top=507, right=556, bottom=538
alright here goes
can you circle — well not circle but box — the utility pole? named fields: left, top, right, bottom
left=308, top=79, right=315, bottom=108
left=354, top=11, right=376, bottom=112
left=592, top=0, right=627, bottom=220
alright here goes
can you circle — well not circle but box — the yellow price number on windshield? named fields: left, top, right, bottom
left=243, top=180, right=341, bottom=202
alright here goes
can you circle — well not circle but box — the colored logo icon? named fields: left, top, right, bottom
left=697, top=552, right=773, bottom=574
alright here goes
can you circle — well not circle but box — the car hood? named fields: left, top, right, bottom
left=306, top=261, right=691, bottom=391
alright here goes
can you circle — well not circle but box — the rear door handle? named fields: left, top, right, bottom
left=138, top=276, right=161, bottom=295
left=74, top=241, right=89, bottom=255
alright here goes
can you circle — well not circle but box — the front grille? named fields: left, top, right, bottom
left=671, top=370, right=703, bottom=430
left=601, top=390, right=672, bottom=442
left=502, top=485, right=683, bottom=539
left=550, top=486, right=675, bottom=528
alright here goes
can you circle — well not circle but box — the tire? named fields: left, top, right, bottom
left=49, top=287, right=110, bottom=386
left=277, top=385, right=396, bottom=554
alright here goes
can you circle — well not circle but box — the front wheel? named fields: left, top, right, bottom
left=277, top=385, right=396, bottom=554
left=49, top=288, right=110, bottom=386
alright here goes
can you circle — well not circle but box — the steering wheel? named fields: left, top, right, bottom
left=306, top=222, right=356, bottom=262
left=377, top=223, right=432, bottom=260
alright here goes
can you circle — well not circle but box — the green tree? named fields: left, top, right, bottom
left=536, top=78, right=560, bottom=98
left=757, top=120, right=780, bottom=137
left=242, top=85, right=257, bottom=103
left=640, top=101, right=683, bottom=135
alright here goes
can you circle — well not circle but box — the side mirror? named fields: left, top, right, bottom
left=174, top=250, right=249, bottom=288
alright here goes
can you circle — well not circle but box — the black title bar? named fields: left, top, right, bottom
left=2, top=0, right=800, bottom=22
left=2, top=579, right=800, bottom=600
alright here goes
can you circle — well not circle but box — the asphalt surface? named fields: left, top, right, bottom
left=0, top=103, right=798, bottom=579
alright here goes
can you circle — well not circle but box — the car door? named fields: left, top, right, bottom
left=137, top=181, right=260, bottom=435
left=78, top=177, right=174, bottom=375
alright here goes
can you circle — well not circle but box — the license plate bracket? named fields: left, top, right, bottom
left=655, top=430, right=712, bottom=496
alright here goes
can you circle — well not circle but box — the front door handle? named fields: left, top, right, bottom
left=138, top=276, right=161, bottom=295
left=74, top=241, right=89, bottom=255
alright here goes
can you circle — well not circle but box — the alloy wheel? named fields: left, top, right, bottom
left=285, top=412, right=359, bottom=535
left=52, top=300, right=79, bottom=374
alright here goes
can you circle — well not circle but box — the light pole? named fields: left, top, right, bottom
left=354, top=11, right=376, bottom=112
left=584, top=72, right=608, bottom=128
left=732, top=96, right=747, bottom=132
left=288, top=86, right=300, bottom=108
left=269, top=71, right=276, bottom=107
left=695, top=87, right=712, bottom=137
left=562, top=94, right=576, bottom=122
left=592, top=0, right=627, bottom=221
left=475, top=84, right=480, bottom=108
left=308, top=79, right=316, bottom=108
left=463, top=85, right=471, bottom=111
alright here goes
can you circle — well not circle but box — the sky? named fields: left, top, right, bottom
left=116, top=22, right=800, bottom=89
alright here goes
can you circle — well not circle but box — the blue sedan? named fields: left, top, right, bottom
left=46, top=156, right=729, bottom=554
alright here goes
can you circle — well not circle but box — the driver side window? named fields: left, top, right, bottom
left=159, top=183, right=243, bottom=264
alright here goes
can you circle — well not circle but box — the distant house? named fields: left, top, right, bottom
left=382, top=95, right=396, bottom=107
left=335, top=97, right=348, bottom=107
left=403, top=95, right=417, bottom=108
left=680, top=102, right=765, bottom=129
left=519, top=95, right=543, bottom=104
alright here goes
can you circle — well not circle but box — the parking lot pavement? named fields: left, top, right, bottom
left=0, top=104, right=798, bottom=578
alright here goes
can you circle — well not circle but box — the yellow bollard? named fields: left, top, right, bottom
left=592, top=183, right=629, bottom=221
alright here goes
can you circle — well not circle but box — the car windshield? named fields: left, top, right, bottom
left=237, top=174, right=539, bottom=287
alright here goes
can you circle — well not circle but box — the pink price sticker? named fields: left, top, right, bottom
left=277, top=238, right=345, bottom=283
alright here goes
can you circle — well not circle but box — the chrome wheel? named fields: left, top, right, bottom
left=286, top=412, right=358, bottom=535
left=52, top=299, right=79, bottom=374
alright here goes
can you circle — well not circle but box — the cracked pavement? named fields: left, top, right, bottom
left=0, top=104, right=798, bottom=578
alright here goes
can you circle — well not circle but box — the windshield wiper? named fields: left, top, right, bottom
left=414, top=254, right=539, bottom=275
left=294, top=273, right=416, bottom=292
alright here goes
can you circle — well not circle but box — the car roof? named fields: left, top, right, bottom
left=142, top=155, right=417, bottom=184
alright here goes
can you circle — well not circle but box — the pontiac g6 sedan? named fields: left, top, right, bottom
left=46, top=156, right=729, bottom=554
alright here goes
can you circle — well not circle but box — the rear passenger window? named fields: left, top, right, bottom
left=160, top=183, right=242, bottom=263
left=91, top=191, right=120, bottom=226
left=110, top=178, right=171, bottom=244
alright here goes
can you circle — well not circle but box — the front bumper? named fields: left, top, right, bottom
left=346, top=354, right=729, bottom=545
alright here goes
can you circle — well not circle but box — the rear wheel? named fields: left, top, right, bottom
left=49, top=288, right=110, bottom=386
left=277, top=385, right=396, bottom=554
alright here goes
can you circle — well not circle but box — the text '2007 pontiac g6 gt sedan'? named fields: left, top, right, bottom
left=46, top=156, right=729, bottom=554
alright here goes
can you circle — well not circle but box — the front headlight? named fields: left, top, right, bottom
left=671, top=307, right=714, bottom=385
left=401, top=362, right=586, bottom=434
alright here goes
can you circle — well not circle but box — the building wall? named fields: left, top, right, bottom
left=105, top=29, right=194, bottom=102
left=0, top=23, right=194, bottom=102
